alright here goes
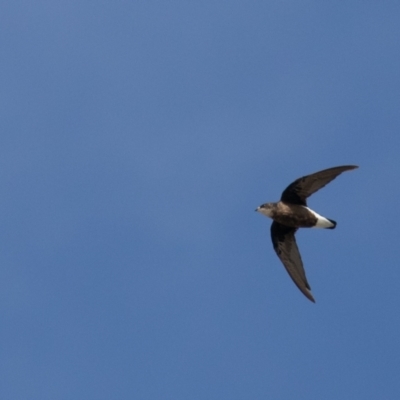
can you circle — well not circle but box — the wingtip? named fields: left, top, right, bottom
left=299, top=284, right=316, bottom=303
left=339, top=165, right=359, bottom=171
left=305, top=291, right=316, bottom=303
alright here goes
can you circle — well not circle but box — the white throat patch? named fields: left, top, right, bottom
left=258, top=207, right=273, bottom=218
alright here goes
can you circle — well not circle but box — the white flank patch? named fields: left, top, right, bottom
left=304, top=207, right=334, bottom=228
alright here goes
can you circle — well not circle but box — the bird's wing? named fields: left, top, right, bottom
left=270, top=221, right=315, bottom=303
left=280, top=165, right=358, bottom=206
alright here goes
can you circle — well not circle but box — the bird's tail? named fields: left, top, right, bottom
left=327, top=219, right=337, bottom=229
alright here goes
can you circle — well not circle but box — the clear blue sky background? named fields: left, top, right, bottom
left=1, top=1, right=400, bottom=399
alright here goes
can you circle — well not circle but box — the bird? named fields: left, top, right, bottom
left=256, top=165, right=358, bottom=303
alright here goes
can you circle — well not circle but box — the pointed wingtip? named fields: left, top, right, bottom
left=305, top=290, right=316, bottom=303
left=342, top=165, right=359, bottom=171
left=297, top=282, right=316, bottom=303
left=337, top=165, right=359, bottom=172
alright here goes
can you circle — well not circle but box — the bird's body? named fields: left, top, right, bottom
left=257, top=202, right=336, bottom=229
left=256, top=165, right=358, bottom=303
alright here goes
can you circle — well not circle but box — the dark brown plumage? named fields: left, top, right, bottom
left=256, top=165, right=358, bottom=302
left=280, top=165, right=358, bottom=206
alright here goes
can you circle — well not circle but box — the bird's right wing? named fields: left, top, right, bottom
left=280, top=165, right=358, bottom=206
left=270, top=221, right=315, bottom=303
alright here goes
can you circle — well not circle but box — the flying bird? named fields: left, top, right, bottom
left=256, top=165, right=358, bottom=303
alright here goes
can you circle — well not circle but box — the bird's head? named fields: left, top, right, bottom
left=255, top=203, right=275, bottom=218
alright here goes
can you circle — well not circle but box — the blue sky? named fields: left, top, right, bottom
left=1, top=1, right=400, bottom=399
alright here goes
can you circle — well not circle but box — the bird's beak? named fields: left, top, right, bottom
left=255, top=207, right=259, bottom=212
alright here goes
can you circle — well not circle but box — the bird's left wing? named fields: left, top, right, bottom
left=270, top=221, right=315, bottom=303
